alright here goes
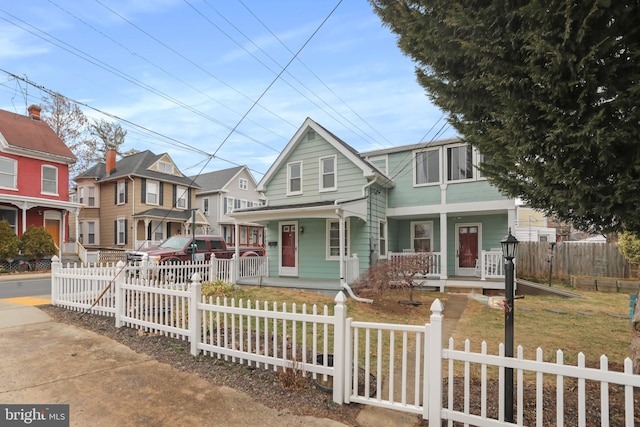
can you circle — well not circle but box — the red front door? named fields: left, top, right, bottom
left=279, top=223, right=298, bottom=276
left=458, top=225, right=478, bottom=269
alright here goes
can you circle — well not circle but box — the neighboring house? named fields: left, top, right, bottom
left=72, top=149, right=208, bottom=250
left=0, top=105, right=82, bottom=251
left=190, top=165, right=264, bottom=247
left=231, top=117, right=518, bottom=292
left=514, top=205, right=557, bottom=242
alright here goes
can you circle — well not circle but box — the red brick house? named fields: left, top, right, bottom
left=0, top=105, right=82, bottom=251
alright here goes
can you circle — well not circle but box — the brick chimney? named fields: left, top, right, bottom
left=27, top=104, right=42, bottom=120
left=106, top=149, right=117, bottom=176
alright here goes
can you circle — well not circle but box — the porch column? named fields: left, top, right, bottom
left=439, top=213, right=448, bottom=279
left=143, top=219, right=150, bottom=241
left=234, top=222, right=240, bottom=259
left=74, top=210, right=79, bottom=242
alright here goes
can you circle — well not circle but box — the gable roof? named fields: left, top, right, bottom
left=257, top=117, right=393, bottom=191
left=189, top=165, right=248, bottom=194
left=76, top=150, right=199, bottom=188
left=0, top=108, right=75, bottom=163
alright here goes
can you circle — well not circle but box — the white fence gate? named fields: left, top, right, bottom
left=50, top=257, right=640, bottom=426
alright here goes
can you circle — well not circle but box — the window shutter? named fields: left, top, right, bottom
left=114, top=220, right=117, bottom=245
left=114, top=183, right=118, bottom=204
left=188, top=188, right=192, bottom=209
left=124, top=219, right=128, bottom=245
left=172, top=184, right=177, bottom=207
left=159, top=182, right=164, bottom=205
left=125, top=181, right=129, bottom=203
left=141, top=179, right=146, bottom=203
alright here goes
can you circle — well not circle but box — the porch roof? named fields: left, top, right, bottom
left=133, top=208, right=209, bottom=225
left=229, top=197, right=367, bottom=223
left=0, top=193, right=83, bottom=214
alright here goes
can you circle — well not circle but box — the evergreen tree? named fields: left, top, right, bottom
left=370, top=0, right=640, bottom=233
left=0, top=220, right=19, bottom=261
left=19, top=226, right=57, bottom=270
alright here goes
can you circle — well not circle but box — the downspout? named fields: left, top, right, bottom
left=333, top=176, right=378, bottom=304
left=129, top=175, right=135, bottom=248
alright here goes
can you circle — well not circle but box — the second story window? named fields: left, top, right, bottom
left=117, top=181, right=126, bottom=205
left=78, top=187, right=84, bottom=204
left=224, top=196, right=234, bottom=214
left=239, top=178, right=248, bottom=190
left=146, top=180, right=159, bottom=205
left=42, top=165, right=58, bottom=194
left=175, top=186, right=187, bottom=209
left=87, top=221, right=96, bottom=244
left=447, top=144, right=474, bottom=181
left=88, top=187, right=96, bottom=207
left=0, top=157, right=17, bottom=189
left=415, top=148, right=440, bottom=185
left=319, top=156, right=337, bottom=191
left=287, top=161, right=302, bottom=195
left=203, top=198, right=209, bottom=215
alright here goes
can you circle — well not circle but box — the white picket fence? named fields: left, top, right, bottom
left=50, top=257, right=640, bottom=426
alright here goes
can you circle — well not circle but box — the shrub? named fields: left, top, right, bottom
left=0, top=220, right=19, bottom=261
left=618, top=231, right=640, bottom=263
left=19, top=225, right=57, bottom=270
left=201, top=279, right=236, bottom=298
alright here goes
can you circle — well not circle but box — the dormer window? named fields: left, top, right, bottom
left=158, top=161, right=173, bottom=174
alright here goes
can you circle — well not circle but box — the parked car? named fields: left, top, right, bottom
left=125, top=235, right=264, bottom=264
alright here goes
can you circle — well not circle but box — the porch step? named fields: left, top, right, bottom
left=60, top=255, right=81, bottom=266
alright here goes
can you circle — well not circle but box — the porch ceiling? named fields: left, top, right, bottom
left=231, top=198, right=367, bottom=223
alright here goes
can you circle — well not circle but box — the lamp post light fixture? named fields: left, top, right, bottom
left=501, top=227, right=519, bottom=423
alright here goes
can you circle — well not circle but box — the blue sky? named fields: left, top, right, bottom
left=0, top=0, right=456, bottom=181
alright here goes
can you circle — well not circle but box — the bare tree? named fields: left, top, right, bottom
left=89, top=119, right=127, bottom=162
left=40, top=94, right=97, bottom=178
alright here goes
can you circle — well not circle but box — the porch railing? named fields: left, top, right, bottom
left=388, top=252, right=442, bottom=278
left=476, top=250, right=505, bottom=280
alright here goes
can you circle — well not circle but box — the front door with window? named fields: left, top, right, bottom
left=279, top=221, right=298, bottom=276
left=455, top=223, right=481, bottom=276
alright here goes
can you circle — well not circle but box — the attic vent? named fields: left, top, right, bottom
left=307, top=130, right=316, bottom=140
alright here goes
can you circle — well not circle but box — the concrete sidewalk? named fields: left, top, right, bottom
left=0, top=298, right=349, bottom=426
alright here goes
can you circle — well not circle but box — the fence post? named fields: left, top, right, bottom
left=190, top=272, right=202, bottom=356
left=140, top=253, right=149, bottom=282
left=50, top=255, right=60, bottom=304
left=114, top=260, right=126, bottom=328
left=208, top=254, right=217, bottom=282
left=427, top=298, right=444, bottom=425
left=231, top=253, right=238, bottom=285
left=333, top=291, right=347, bottom=404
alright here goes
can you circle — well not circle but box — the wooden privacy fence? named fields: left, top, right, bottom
left=517, top=242, right=628, bottom=280
left=51, top=258, right=640, bottom=425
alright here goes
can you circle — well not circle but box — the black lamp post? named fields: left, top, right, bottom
left=501, top=228, right=518, bottom=423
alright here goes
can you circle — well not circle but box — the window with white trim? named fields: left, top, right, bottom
left=326, top=219, right=350, bottom=259
left=476, top=151, right=491, bottom=179
left=379, top=220, right=387, bottom=258
left=176, top=186, right=187, bottom=209
left=117, top=218, right=126, bottom=245
left=0, top=207, right=17, bottom=234
left=146, top=180, right=159, bottom=205
left=87, top=221, right=96, bottom=244
left=78, top=221, right=84, bottom=244
left=0, top=157, right=17, bottom=189
left=158, top=161, right=173, bottom=174
left=447, top=144, right=473, bottom=181
left=88, top=186, right=96, bottom=207
left=151, top=220, right=163, bottom=241
left=41, top=165, right=58, bottom=194
left=224, top=197, right=234, bottom=214
left=319, top=155, right=337, bottom=191
left=287, top=161, right=302, bottom=195
left=239, top=178, right=248, bottom=190
left=117, top=181, right=126, bottom=205
left=234, top=199, right=242, bottom=210
left=411, top=221, right=433, bottom=252
left=415, top=148, right=440, bottom=185
left=78, top=187, right=85, bottom=204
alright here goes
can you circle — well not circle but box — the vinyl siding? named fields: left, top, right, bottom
left=265, top=133, right=367, bottom=205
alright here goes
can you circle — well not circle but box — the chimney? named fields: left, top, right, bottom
left=106, top=149, right=117, bottom=176
left=27, top=104, right=42, bottom=120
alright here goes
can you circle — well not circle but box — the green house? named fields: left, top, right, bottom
left=232, top=118, right=516, bottom=293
